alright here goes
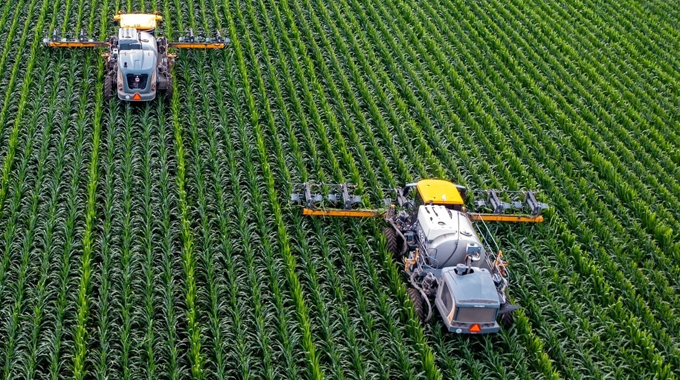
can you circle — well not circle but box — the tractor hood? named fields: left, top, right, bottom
left=416, top=205, right=486, bottom=268
left=118, top=49, right=156, bottom=71
left=442, top=267, right=500, bottom=306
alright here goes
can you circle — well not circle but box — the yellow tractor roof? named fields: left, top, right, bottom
left=416, top=179, right=464, bottom=205
left=113, top=13, right=163, bottom=30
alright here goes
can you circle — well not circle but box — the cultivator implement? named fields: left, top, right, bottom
left=469, top=189, right=547, bottom=223
left=291, top=181, right=548, bottom=223
left=169, top=29, right=229, bottom=48
left=43, top=30, right=112, bottom=48
left=290, top=183, right=393, bottom=217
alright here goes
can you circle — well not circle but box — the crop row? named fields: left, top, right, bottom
left=0, top=0, right=677, bottom=378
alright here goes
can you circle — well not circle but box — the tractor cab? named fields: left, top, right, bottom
left=435, top=265, right=501, bottom=334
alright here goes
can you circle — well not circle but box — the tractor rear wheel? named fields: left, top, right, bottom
left=165, top=76, right=173, bottom=99
left=500, top=311, right=514, bottom=329
left=383, top=227, right=401, bottom=259
left=407, top=288, right=426, bottom=323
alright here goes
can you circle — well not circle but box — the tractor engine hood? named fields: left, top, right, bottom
left=118, top=49, right=156, bottom=71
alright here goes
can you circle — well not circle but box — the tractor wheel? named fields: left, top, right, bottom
left=164, top=76, right=173, bottom=99
left=500, top=311, right=514, bottom=329
left=407, top=288, right=426, bottom=323
left=383, top=227, right=401, bottom=259
left=104, top=75, right=113, bottom=100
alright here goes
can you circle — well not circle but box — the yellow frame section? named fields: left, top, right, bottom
left=46, top=41, right=109, bottom=48
left=168, top=42, right=226, bottom=49
left=302, top=208, right=382, bottom=218
left=468, top=213, right=544, bottom=223
left=416, top=179, right=464, bottom=205
left=114, top=13, right=163, bottom=30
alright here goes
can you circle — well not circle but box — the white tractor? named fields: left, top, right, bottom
left=292, top=179, right=547, bottom=334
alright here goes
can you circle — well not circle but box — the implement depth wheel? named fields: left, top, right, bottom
left=383, top=227, right=402, bottom=259
left=407, top=288, right=425, bottom=323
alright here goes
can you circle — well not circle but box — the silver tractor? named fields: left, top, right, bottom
left=292, top=179, right=547, bottom=334
left=44, top=13, right=228, bottom=102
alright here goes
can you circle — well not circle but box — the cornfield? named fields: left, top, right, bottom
left=0, top=0, right=678, bottom=378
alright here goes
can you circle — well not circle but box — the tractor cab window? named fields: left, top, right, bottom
left=120, top=42, right=142, bottom=50
left=441, top=282, right=454, bottom=314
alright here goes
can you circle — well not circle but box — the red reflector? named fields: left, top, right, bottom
left=469, top=324, right=481, bottom=333
left=132, top=93, right=142, bottom=100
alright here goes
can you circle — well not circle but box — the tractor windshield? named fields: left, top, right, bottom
left=120, top=42, right=142, bottom=50
left=455, top=307, right=496, bottom=322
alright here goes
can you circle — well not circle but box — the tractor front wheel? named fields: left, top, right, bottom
left=104, top=75, right=113, bottom=100
left=407, top=288, right=426, bottom=323
left=383, top=227, right=402, bottom=259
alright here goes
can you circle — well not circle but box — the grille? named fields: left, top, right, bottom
left=455, top=307, right=496, bottom=322
left=126, top=73, right=149, bottom=90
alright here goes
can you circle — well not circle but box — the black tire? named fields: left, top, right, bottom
left=500, top=311, right=514, bottom=329
left=164, top=76, right=173, bottom=99
left=407, top=288, right=426, bottom=323
left=157, top=37, right=167, bottom=54
left=383, top=227, right=402, bottom=259
left=104, top=74, right=113, bottom=100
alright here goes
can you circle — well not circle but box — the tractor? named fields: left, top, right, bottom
left=291, top=179, right=547, bottom=334
left=43, top=12, right=229, bottom=102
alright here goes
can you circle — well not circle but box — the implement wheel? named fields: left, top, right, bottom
left=407, top=288, right=425, bottom=323
left=383, top=227, right=402, bottom=259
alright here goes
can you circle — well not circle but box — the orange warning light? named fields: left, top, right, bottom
left=132, top=93, right=142, bottom=100
left=469, top=324, right=481, bottom=333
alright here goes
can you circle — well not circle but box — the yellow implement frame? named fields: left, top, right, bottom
left=468, top=213, right=544, bottom=223
left=302, top=208, right=384, bottom=218
left=168, top=42, right=226, bottom=49
left=44, top=41, right=109, bottom=48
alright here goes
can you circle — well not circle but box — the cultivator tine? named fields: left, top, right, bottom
left=324, top=183, right=361, bottom=209
left=525, top=191, right=548, bottom=216
left=475, top=190, right=511, bottom=214
left=215, top=30, right=230, bottom=44
left=290, top=183, right=323, bottom=209
left=178, top=28, right=195, bottom=43
left=490, top=190, right=513, bottom=214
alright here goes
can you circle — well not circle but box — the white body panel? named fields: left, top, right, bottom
left=416, top=205, right=486, bottom=268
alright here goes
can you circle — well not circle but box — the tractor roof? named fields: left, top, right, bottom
left=113, top=13, right=163, bottom=30
left=416, top=179, right=464, bottom=205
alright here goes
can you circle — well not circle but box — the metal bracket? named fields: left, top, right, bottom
left=524, top=191, right=548, bottom=216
